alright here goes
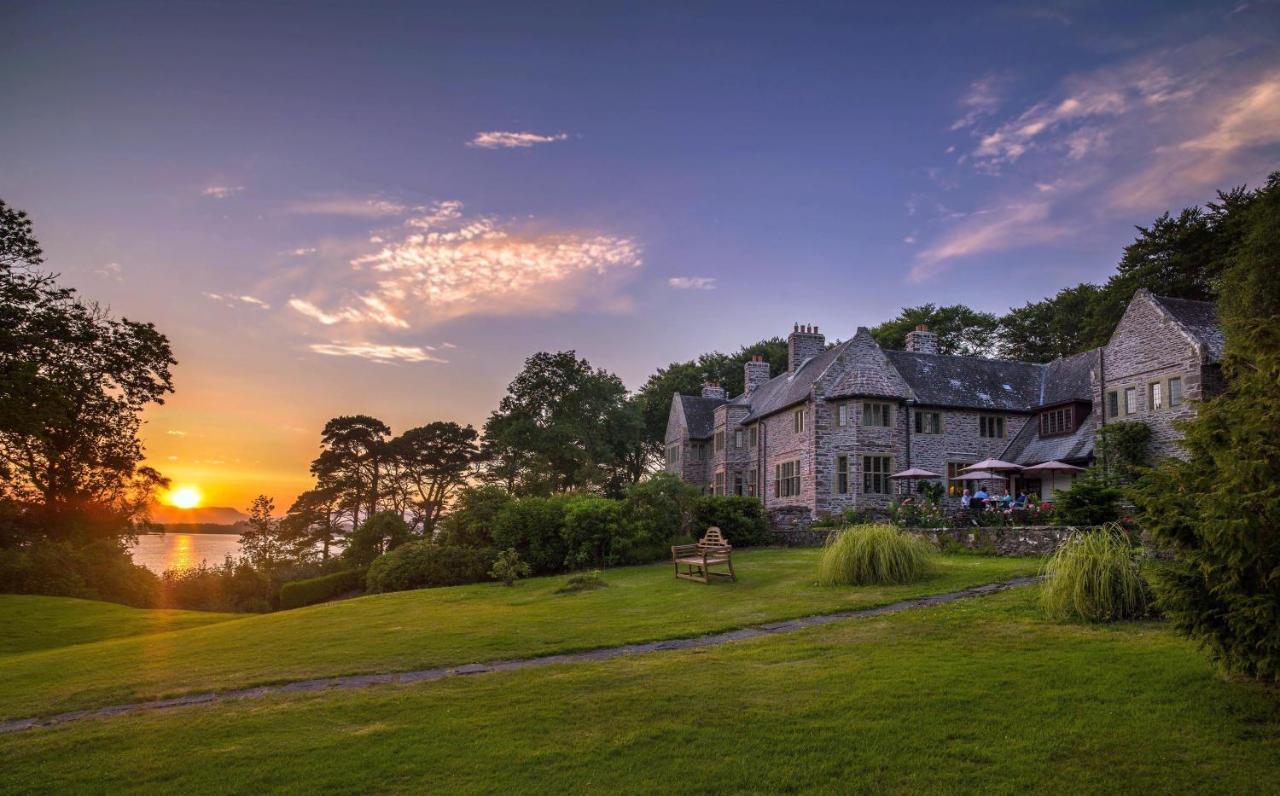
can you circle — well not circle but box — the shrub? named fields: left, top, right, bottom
left=489, top=548, right=531, bottom=586
left=0, top=539, right=160, bottom=608
left=692, top=496, right=770, bottom=547
left=365, top=542, right=496, bottom=594
left=491, top=496, right=571, bottom=575
left=159, top=556, right=275, bottom=612
left=817, top=524, right=934, bottom=586
left=437, top=485, right=513, bottom=547
left=344, top=511, right=413, bottom=567
left=617, top=473, right=700, bottom=564
left=1053, top=474, right=1124, bottom=526
left=279, top=568, right=365, bottom=610
left=1096, top=421, right=1152, bottom=484
left=562, top=495, right=623, bottom=569
left=1041, top=528, right=1151, bottom=622
left=556, top=570, right=606, bottom=594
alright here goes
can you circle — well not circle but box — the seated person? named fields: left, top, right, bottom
left=972, top=487, right=989, bottom=510
left=998, top=491, right=1013, bottom=508
left=1014, top=491, right=1029, bottom=508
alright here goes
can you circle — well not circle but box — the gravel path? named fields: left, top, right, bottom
left=0, top=576, right=1037, bottom=734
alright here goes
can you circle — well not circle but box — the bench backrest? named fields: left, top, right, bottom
left=698, top=527, right=731, bottom=550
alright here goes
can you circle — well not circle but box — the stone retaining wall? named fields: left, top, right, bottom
left=773, top=524, right=1082, bottom=556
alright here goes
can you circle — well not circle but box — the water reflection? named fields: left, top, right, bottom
left=131, top=533, right=242, bottom=573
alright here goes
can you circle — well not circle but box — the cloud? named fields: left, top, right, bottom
left=284, top=197, right=408, bottom=217
left=288, top=247, right=317, bottom=257
left=308, top=342, right=448, bottom=364
left=289, top=201, right=641, bottom=328
left=468, top=131, right=569, bottom=149
left=165, top=430, right=187, bottom=437
left=95, top=262, right=123, bottom=281
left=202, top=185, right=243, bottom=199
left=667, top=276, right=716, bottom=290
left=205, top=292, right=271, bottom=310
left=910, top=202, right=1064, bottom=283
left=951, top=75, right=1007, bottom=131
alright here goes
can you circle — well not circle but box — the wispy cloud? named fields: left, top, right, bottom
left=288, top=247, right=317, bottom=257
left=288, top=201, right=641, bottom=328
left=165, top=430, right=187, bottom=437
left=308, top=342, right=448, bottom=364
left=468, top=131, right=569, bottom=149
left=95, top=262, right=123, bottom=281
left=668, top=276, right=716, bottom=290
left=950, top=75, right=1007, bottom=131
left=284, top=197, right=408, bottom=217
left=205, top=292, right=271, bottom=309
left=202, top=185, right=243, bottom=199
left=910, top=202, right=1064, bottom=283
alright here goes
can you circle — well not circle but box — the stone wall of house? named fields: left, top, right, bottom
left=711, top=404, right=752, bottom=494
left=1100, top=292, right=1203, bottom=460
left=759, top=400, right=816, bottom=512
left=904, top=407, right=1030, bottom=505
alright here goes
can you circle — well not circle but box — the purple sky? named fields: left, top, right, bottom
left=3, top=1, right=1278, bottom=507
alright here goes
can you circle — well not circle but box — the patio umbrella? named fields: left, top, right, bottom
left=1020, top=460, right=1085, bottom=497
left=889, top=467, right=941, bottom=497
left=951, top=470, right=1007, bottom=482
left=960, top=458, right=1023, bottom=473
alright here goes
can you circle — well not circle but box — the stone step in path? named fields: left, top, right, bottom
left=0, top=576, right=1038, bottom=734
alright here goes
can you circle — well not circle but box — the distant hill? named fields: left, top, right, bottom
left=149, top=522, right=249, bottom=535
left=148, top=505, right=249, bottom=526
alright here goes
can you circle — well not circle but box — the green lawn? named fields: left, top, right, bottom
left=1, top=585, right=1275, bottom=794
left=0, top=550, right=1038, bottom=721
left=0, top=595, right=238, bottom=657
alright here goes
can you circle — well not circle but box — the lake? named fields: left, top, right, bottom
left=132, top=533, right=243, bottom=573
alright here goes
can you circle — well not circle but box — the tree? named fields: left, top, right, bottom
left=0, top=199, right=175, bottom=540
left=386, top=422, right=479, bottom=535
left=437, top=484, right=513, bottom=547
left=481, top=351, right=637, bottom=495
left=239, top=495, right=298, bottom=572
left=999, top=284, right=1104, bottom=362
left=870, top=304, right=1000, bottom=357
left=1134, top=172, right=1280, bottom=681
left=344, top=510, right=412, bottom=567
left=280, top=485, right=344, bottom=561
left=309, top=415, right=390, bottom=531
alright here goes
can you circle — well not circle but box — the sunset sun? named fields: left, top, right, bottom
left=167, top=486, right=203, bottom=509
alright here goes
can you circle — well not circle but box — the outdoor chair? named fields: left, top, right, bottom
left=672, top=527, right=736, bottom=583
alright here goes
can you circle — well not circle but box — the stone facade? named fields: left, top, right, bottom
left=663, top=290, right=1222, bottom=527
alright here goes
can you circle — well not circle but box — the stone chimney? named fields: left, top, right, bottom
left=788, top=323, right=825, bottom=372
left=701, top=381, right=727, bottom=401
left=904, top=324, right=938, bottom=355
left=744, top=355, right=771, bottom=392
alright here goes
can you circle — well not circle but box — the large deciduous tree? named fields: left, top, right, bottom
left=1134, top=172, right=1280, bottom=682
left=386, top=421, right=479, bottom=535
left=870, top=304, right=1000, bottom=357
left=0, top=199, right=175, bottom=541
left=309, top=415, right=390, bottom=531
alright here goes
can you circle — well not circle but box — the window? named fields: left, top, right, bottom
left=1149, top=381, right=1163, bottom=411
left=734, top=430, right=744, bottom=448
left=693, top=443, right=706, bottom=462
left=794, top=408, right=806, bottom=434
left=836, top=403, right=849, bottom=427
left=1168, top=377, right=1183, bottom=407
left=746, top=469, right=757, bottom=498
left=1107, top=391, right=1119, bottom=419
left=733, top=471, right=745, bottom=496
left=914, top=411, right=942, bottom=434
left=1124, top=387, right=1137, bottom=415
left=862, top=402, right=892, bottom=427
left=715, top=471, right=725, bottom=496
left=775, top=460, right=801, bottom=498
left=947, top=461, right=974, bottom=497
left=666, top=444, right=680, bottom=468
left=862, top=455, right=891, bottom=495
left=835, top=455, right=849, bottom=494
left=714, top=431, right=724, bottom=452
left=748, top=425, right=758, bottom=447
left=979, top=415, right=1005, bottom=438
left=1039, top=406, right=1073, bottom=437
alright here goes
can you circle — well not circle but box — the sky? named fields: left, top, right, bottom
left=3, top=1, right=1279, bottom=511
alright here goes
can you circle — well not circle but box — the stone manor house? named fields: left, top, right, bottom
left=664, top=289, right=1223, bottom=523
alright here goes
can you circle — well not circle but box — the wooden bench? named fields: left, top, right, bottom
left=672, top=527, right=736, bottom=583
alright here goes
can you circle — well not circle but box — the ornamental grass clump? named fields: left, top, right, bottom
left=1041, top=527, right=1151, bottom=622
left=817, top=524, right=935, bottom=586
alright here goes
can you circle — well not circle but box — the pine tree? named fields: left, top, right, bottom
left=1135, top=173, right=1280, bottom=681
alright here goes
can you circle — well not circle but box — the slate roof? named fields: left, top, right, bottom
left=678, top=395, right=723, bottom=440
left=1040, top=349, right=1098, bottom=406
left=1151, top=293, right=1224, bottom=362
left=885, top=350, right=1044, bottom=412
left=739, top=342, right=847, bottom=422
left=1001, top=407, right=1096, bottom=466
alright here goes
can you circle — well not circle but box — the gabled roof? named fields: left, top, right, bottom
left=739, top=342, right=846, bottom=422
left=1149, top=292, right=1224, bottom=362
left=824, top=329, right=912, bottom=401
left=677, top=394, right=723, bottom=439
left=885, top=350, right=1043, bottom=412
left=1001, top=407, right=1095, bottom=466
left=1040, top=348, right=1098, bottom=407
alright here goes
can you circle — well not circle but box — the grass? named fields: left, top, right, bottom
left=817, top=523, right=935, bottom=586
left=1042, top=529, right=1151, bottom=622
left=0, top=549, right=1038, bottom=721
left=0, top=595, right=238, bottom=657
left=1, top=585, right=1276, bottom=793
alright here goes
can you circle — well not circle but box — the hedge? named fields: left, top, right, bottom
left=278, top=568, right=366, bottom=610
left=691, top=495, right=771, bottom=546
left=365, top=542, right=497, bottom=594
